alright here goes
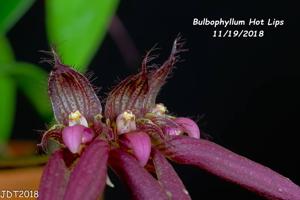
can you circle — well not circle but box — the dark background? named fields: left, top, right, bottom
left=7, top=0, right=299, bottom=199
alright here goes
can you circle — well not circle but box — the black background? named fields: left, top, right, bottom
left=7, top=0, right=300, bottom=199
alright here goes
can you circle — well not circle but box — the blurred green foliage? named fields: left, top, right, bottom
left=0, top=36, right=16, bottom=144
left=46, top=0, right=119, bottom=71
left=0, top=0, right=119, bottom=146
left=0, top=0, right=35, bottom=34
left=0, top=74, right=16, bottom=143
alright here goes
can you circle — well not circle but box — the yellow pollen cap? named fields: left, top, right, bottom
left=69, top=110, right=82, bottom=121
left=122, top=110, right=135, bottom=121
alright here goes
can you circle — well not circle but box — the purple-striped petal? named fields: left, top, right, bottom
left=152, top=149, right=191, bottom=200
left=174, top=117, right=200, bottom=139
left=62, top=125, right=84, bottom=154
left=104, top=37, right=185, bottom=119
left=136, top=118, right=165, bottom=140
left=38, top=150, right=69, bottom=200
left=109, top=149, right=168, bottom=200
left=48, top=55, right=102, bottom=125
left=104, top=70, right=149, bottom=120
left=150, top=115, right=183, bottom=138
left=160, top=136, right=300, bottom=200
left=144, top=37, right=185, bottom=111
left=63, top=139, right=109, bottom=200
left=121, top=131, right=151, bottom=166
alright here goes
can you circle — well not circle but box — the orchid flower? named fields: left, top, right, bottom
left=38, top=38, right=300, bottom=200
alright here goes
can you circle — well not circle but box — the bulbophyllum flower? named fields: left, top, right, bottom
left=38, top=38, right=300, bottom=200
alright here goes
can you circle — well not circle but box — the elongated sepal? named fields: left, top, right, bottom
left=109, top=149, right=168, bottom=200
left=174, top=117, right=200, bottom=139
left=38, top=150, right=69, bottom=200
left=161, top=136, right=300, bottom=200
left=121, top=131, right=151, bottom=166
left=63, top=139, right=109, bottom=200
left=48, top=59, right=101, bottom=124
left=152, top=149, right=191, bottom=200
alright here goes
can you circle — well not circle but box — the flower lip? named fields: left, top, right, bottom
left=120, top=131, right=152, bottom=166
left=62, top=125, right=85, bottom=154
left=62, top=111, right=95, bottom=153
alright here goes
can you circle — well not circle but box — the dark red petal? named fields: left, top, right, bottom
left=144, top=37, right=185, bottom=110
left=38, top=150, right=69, bottom=200
left=161, top=136, right=300, bottom=200
left=109, top=149, right=168, bottom=200
left=105, top=70, right=149, bottom=120
left=63, top=139, right=109, bottom=200
left=152, top=149, right=191, bottom=200
left=136, top=118, right=165, bottom=140
left=48, top=56, right=102, bottom=125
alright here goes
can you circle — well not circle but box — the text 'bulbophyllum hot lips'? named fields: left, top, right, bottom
left=38, top=38, right=300, bottom=200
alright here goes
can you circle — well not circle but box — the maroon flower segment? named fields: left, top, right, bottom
left=38, top=39, right=300, bottom=200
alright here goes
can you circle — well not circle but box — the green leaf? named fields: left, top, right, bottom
left=6, top=63, right=52, bottom=120
left=0, top=36, right=15, bottom=146
left=0, top=36, right=14, bottom=63
left=0, top=0, right=35, bottom=34
left=0, top=75, right=16, bottom=144
left=46, top=0, right=119, bottom=71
